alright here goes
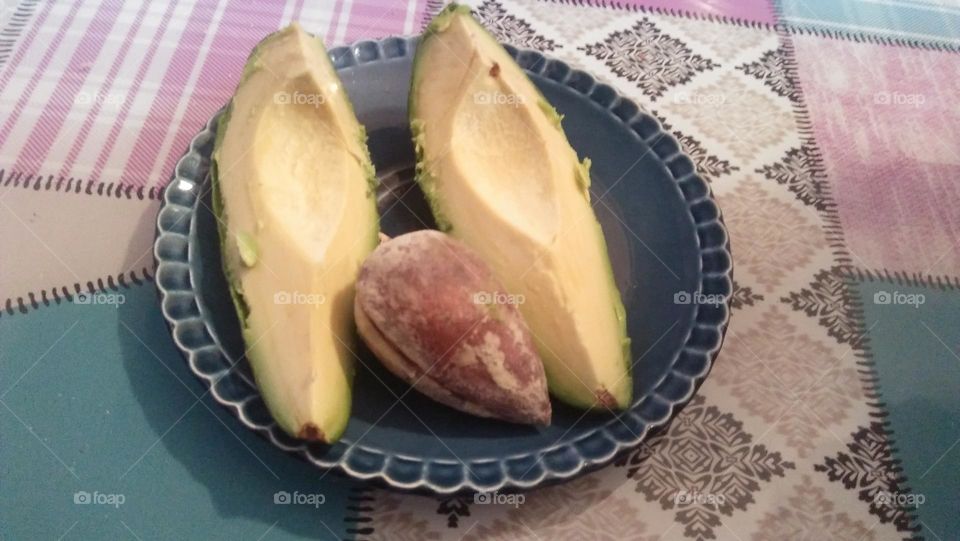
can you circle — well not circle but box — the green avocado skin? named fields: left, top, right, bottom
left=408, top=5, right=632, bottom=410
left=408, top=4, right=470, bottom=232
left=211, top=26, right=379, bottom=443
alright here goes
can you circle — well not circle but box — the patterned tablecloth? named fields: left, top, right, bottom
left=1, top=0, right=958, bottom=539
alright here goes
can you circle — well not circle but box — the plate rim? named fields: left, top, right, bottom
left=153, top=35, right=733, bottom=494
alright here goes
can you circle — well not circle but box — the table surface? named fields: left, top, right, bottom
left=1, top=0, right=958, bottom=539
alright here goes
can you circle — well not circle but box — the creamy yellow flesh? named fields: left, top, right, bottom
left=412, top=11, right=631, bottom=408
left=215, top=25, right=377, bottom=441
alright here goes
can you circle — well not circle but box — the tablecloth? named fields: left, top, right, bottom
left=1, top=0, right=957, bottom=539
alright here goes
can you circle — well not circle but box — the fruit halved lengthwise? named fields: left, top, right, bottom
left=410, top=5, right=633, bottom=410
left=212, top=24, right=379, bottom=443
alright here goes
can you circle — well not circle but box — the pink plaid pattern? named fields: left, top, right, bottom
left=0, top=0, right=426, bottom=188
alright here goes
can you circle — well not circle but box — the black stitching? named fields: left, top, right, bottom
left=540, top=0, right=960, bottom=53
left=845, top=267, right=960, bottom=291
left=421, top=0, right=445, bottom=30
left=345, top=485, right=375, bottom=540
left=780, top=22, right=960, bottom=53
left=0, top=169, right=162, bottom=201
left=776, top=29, right=924, bottom=533
left=0, top=1, right=41, bottom=70
left=0, top=267, right=155, bottom=319
left=849, top=340, right=923, bottom=531
left=770, top=0, right=960, bottom=53
left=775, top=32, right=856, bottom=267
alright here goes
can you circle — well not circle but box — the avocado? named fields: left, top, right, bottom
left=409, top=5, right=632, bottom=410
left=212, top=24, right=379, bottom=442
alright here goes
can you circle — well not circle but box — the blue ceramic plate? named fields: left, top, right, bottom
left=154, top=36, right=732, bottom=493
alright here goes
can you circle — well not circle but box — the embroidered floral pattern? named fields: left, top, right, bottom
left=738, top=48, right=798, bottom=102
left=475, top=0, right=559, bottom=52
left=581, top=18, right=718, bottom=100
left=731, top=280, right=765, bottom=310
left=757, top=144, right=828, bottom=211
left=662, top=74, right=794, bottom=162
left=782, top=267, right=864, bottom=348
left=436, top=495, right=471, bottom=528
left=718, top=180, right=822, bottom=293
left=815, top=423, right=920, bottom=533
left=713, top=306, right=863, bottom=458
left=675, top=131, right=738, bottom=182
left=752, top=475, right=877, bottom=540
left=615, top=395, right=794, bottom=539
left=652, top=112, right=739, bottom=182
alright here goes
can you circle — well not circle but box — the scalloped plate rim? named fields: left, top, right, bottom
left=153, top=35, right=732, bottom=494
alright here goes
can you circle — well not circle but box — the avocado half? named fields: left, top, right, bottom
left=212, top=24, right=379, bottom=442
left=409, top=5, right=632, bottom=410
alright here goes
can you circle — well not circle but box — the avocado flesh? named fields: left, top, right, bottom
left=212, top=24, right=378, bottom=442
left=410, top=6, right=632, bottom=410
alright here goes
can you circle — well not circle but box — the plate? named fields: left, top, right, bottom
left=154, top=36, right=732, bottom=493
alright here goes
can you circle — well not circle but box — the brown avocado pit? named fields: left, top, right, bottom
left=354, top=231, right=551, bottom=426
